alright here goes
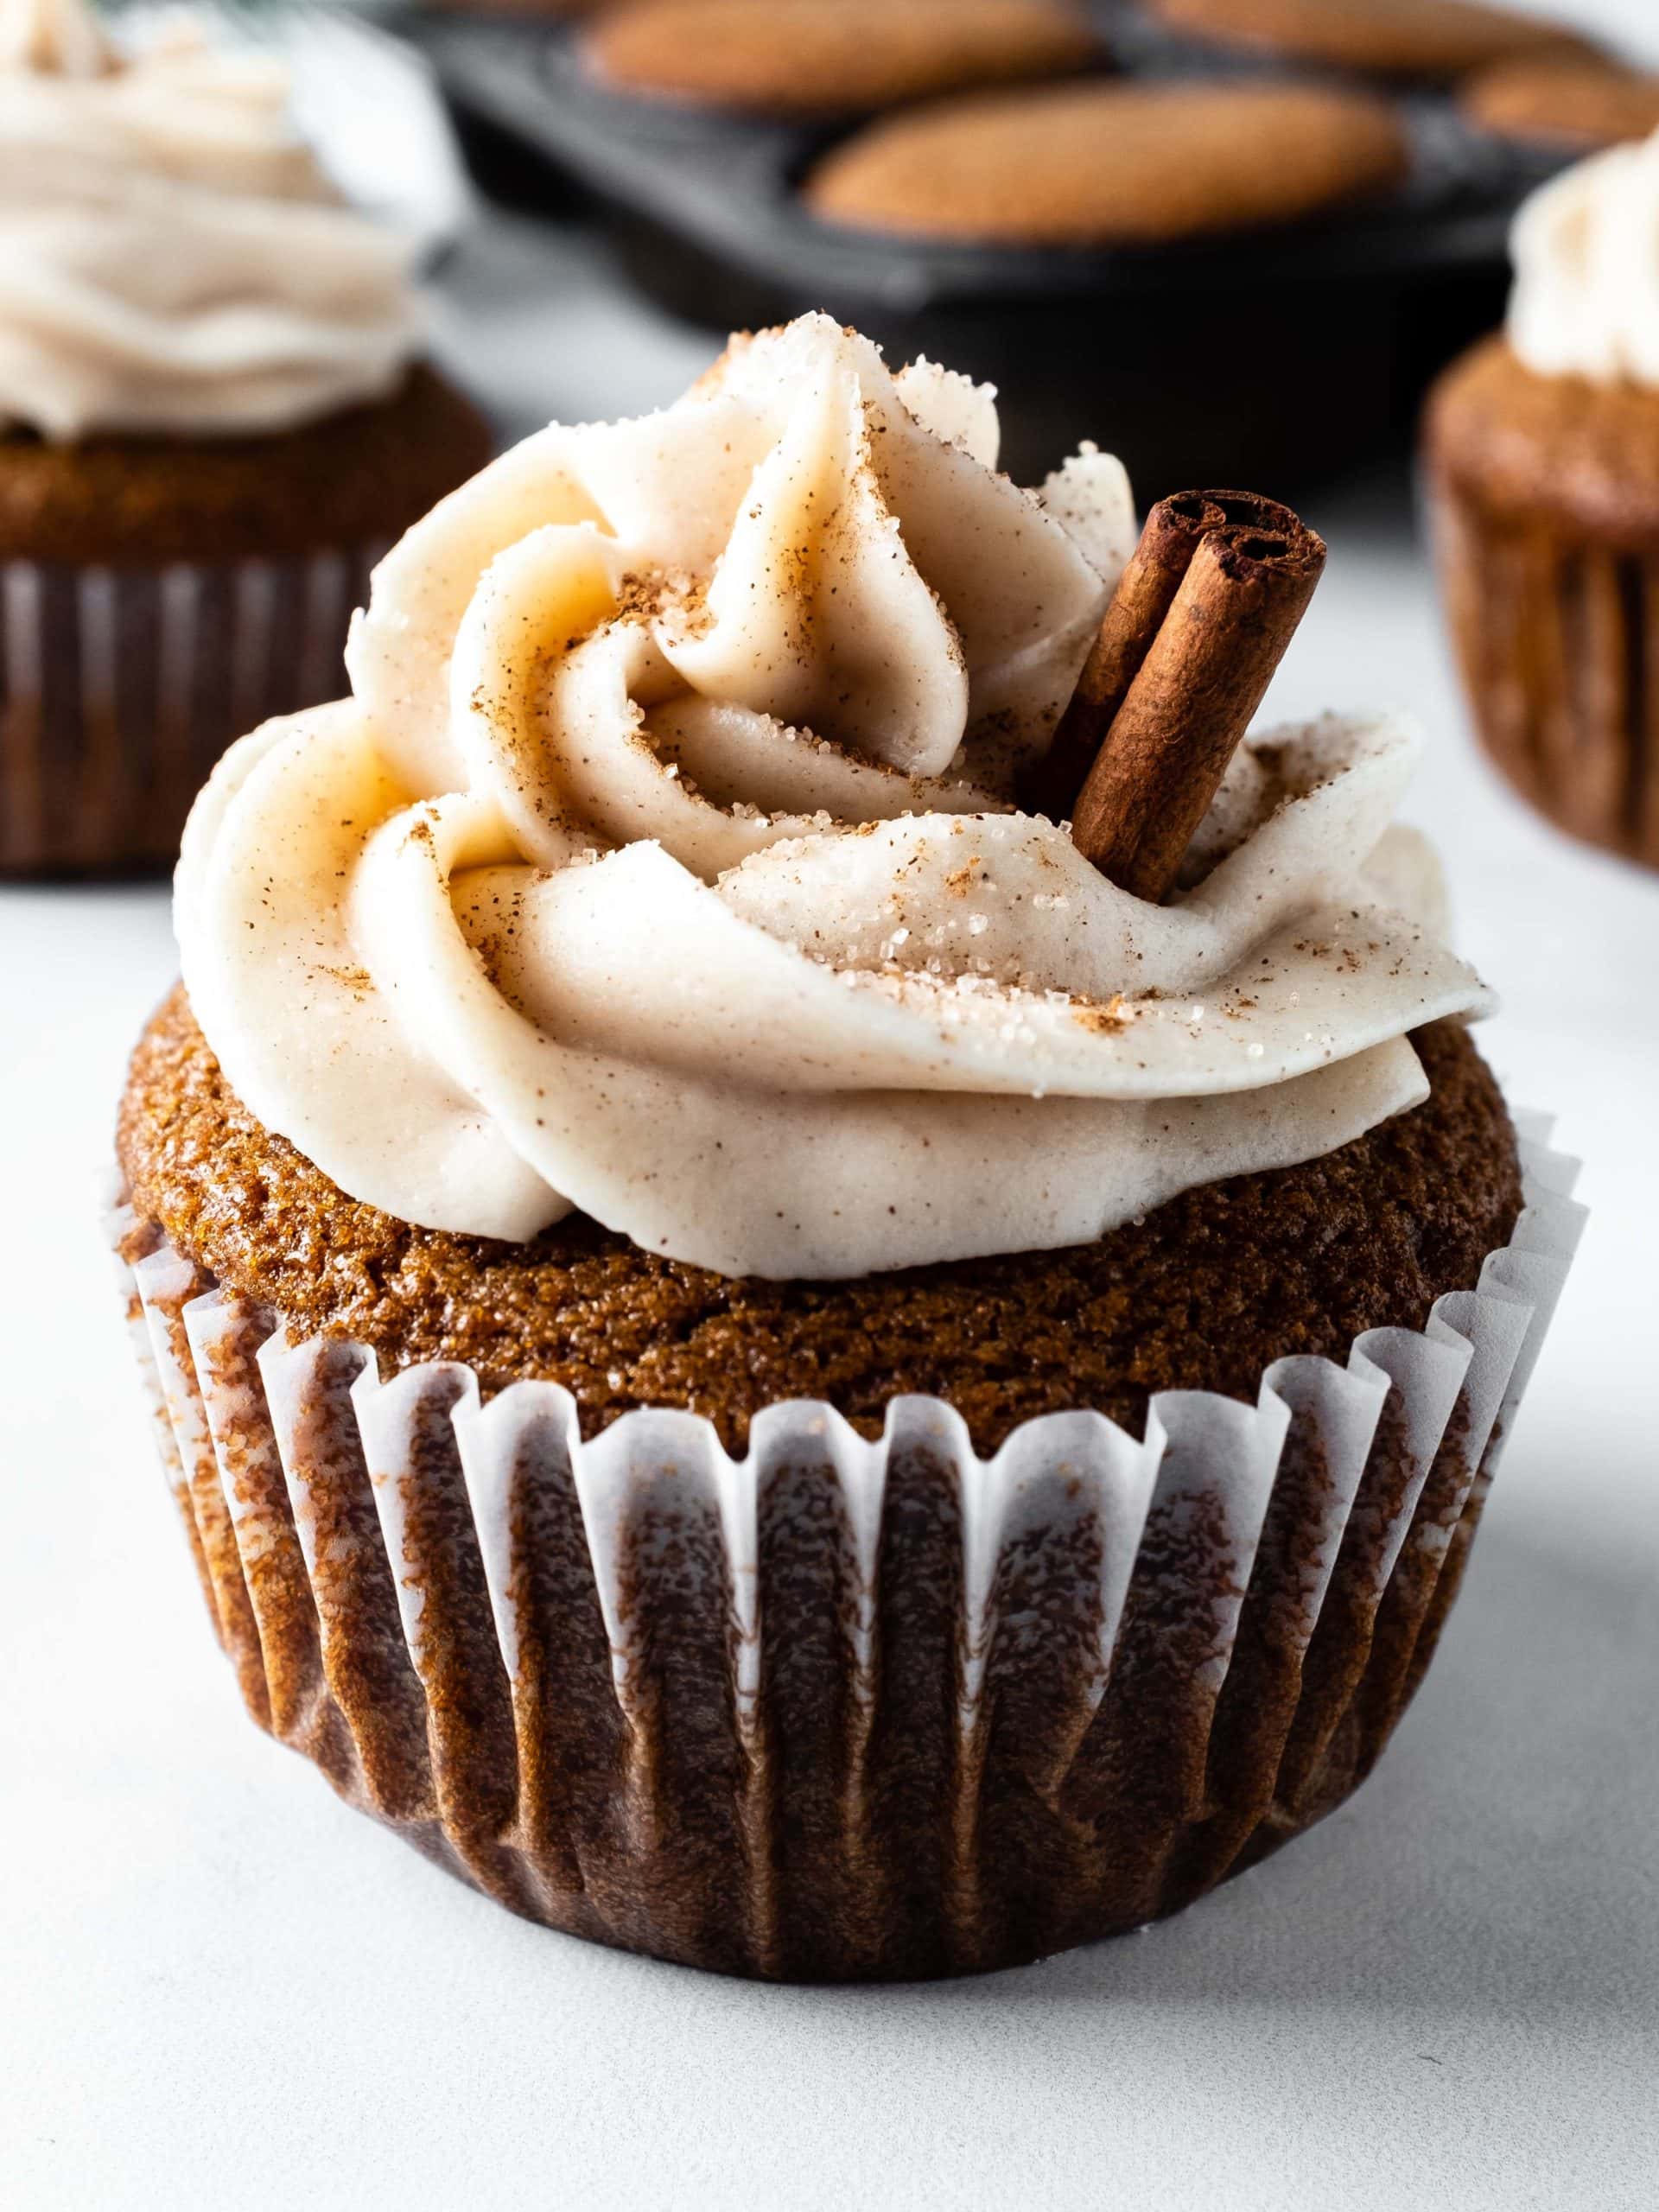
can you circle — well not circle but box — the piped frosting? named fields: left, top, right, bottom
left=0, top=0, right=423, bottom=437
left=177, top=315, right=1488, bottom=1279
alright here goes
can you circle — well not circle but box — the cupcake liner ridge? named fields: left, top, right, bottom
left=106, top=1132, right=1584, bottom=1980
left=1, top=546, right=387, bottom=876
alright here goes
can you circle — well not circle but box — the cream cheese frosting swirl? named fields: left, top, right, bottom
left=177, top=315, right=1489, bottom=1281
left=0, top=0, right=423, bottom=437
left=1508, top=124, right=1659, bottom=387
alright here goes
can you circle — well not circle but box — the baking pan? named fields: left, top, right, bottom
left=406, top=3, right=1564, bottom=490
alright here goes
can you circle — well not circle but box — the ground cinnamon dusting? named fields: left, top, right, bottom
left=118, top=988, right=1522, bottom=1459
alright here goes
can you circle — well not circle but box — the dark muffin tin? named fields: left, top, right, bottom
left=408, top=3, right=1567, bottom=491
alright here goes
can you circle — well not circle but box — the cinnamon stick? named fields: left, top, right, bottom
left=1032, top=493, right=1224, bottom=822
left=1057, top=491, right=1325, bottom=903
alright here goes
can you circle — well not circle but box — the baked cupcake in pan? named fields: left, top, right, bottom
left=113, top=316, right=1580, bottom=1980
left=580, top=0, right=1101, bottom=119
left=1426, top=128, right=1659, bottom=870
left=804, top=77, right=1409, bottom=246
left=0, top=0, right=492, bottom=875
left=1145, top=0, right=1597, bottom=83
left=1459, top=56, right=1659, bottom=153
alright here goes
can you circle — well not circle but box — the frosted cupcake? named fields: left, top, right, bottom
left=1427, top=127, right=1659, bottom=869
left=0, top=0, right=491, bottom=874
left=113, top=316, right=1580, bottom=1979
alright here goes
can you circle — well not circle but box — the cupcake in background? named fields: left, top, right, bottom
left=0, top=0, right=492, bottom=875
left=580, top=0, right=1101, bottom=119
left=1459, top=55, right=1659, bottom=153
left=1144, top=0, right=1598, bottom=83
left=1426, top=129, right=1659, bottom=871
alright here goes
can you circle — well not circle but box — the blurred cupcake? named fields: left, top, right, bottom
left=0, top=0, right=492, bottom=875
left=113, top=316, right=1579, bottom=1980
left=581, top=0, right=1100, bottom=119
left=1145, top=0, right=1597, bottom=82
left=804, top=78, right=1408, bottom=245
left=1426, top=130, right=1659, bottom=869
left=1459, top=55, right=1659, bottom=153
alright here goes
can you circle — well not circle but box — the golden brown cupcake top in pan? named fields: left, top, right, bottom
left=119, top=991, right=1519, bottom=1458
left=0, top=365, right=493, bottom=568
left=582, top=0, right=1099, bottom=117
left=445, top=0, right=603, bottom=13
left=1460, top=56, right=1659, bottom=149
left=1147, top=0, right=1596, bottom=80
left=804, top=79, right=1409, bottom=247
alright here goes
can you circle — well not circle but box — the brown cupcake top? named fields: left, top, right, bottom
left=1147, top=0, right=1597, bottom=80
left=582, top=0, right=1098, bottom=117
left=0, top=364, right=493, bottom=567
left=804, top=79, right=1409, bottom=246
left=1460, top=57, right=1659, bottom=149
left=118, top=989, right=1520, bottom=1458
left=1426, top=332, right=1659, bottom=545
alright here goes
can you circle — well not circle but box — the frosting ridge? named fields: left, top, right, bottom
left=177, top=315, right=1488, bottom=1279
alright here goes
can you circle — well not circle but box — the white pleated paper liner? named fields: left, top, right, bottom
left=1, top=544, right=386, bottom=875
left=108, top=1119, right=1584, bottom=1981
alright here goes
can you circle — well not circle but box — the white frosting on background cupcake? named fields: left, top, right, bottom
left=0, top=0, right=423, bottom=437
left=1508, top=124, right=1659, bottom=387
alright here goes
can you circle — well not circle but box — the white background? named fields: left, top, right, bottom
left=3, top=3, right=1657, bottom=2205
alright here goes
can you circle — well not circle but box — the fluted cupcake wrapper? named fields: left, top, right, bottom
left=1, top=546, right=387, bottom=876
left=1429, top=480, right=1659, bottom=870
left=108, top=1126, right=1584, bottom=1981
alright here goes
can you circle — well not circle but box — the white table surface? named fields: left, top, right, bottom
left=6, top=4, right=1659, bottom=2202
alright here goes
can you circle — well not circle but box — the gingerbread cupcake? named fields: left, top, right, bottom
left=1460, top=56, right=1659, bottom=153
left=1146, top=0, right=1595, bottom=83
left=0, top=0, right=492, bottom=875
left=112, top=315, right=1579, bottom=1980
left=581, top=0, right=1099, bottom=118
left=1426, top=129, right=1659, bottom=869
left=804, top=78, right=1409, bottom=245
